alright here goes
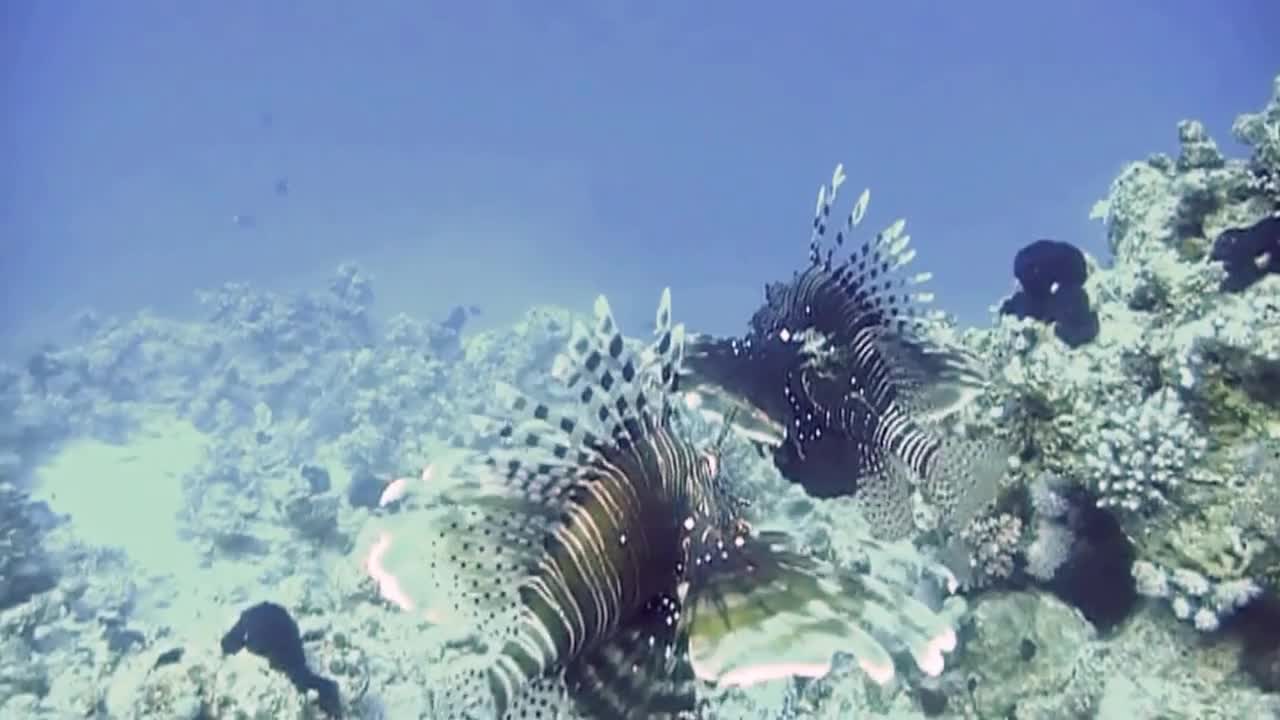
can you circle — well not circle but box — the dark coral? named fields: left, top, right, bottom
left=0, top=485, right=60, bottom=611
left=299, top=464, right=332, bottom=494
left=345, top=468, right=383, bottom=510
left=1212, top=215, right=1280, bottom=292
left=1225, top=590, right=1280, bottom=692
left=429, top=303, right=482, bottom=360
left=1039, top=486, right=1137, bottom=631
left=1014, top=239, right=1088, bottom=296
left=1010, top=479, right=1137, bottom=630
left=221, top=601, right=342, bottom=716
left=999, top=239, right=1099, bottom=348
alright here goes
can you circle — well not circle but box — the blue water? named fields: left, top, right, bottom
left=3, top=4, right=1280, bottom=719
left=5, top=2, right=1278, bottom=348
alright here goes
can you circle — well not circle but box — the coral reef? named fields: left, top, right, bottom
left=1, top=74, right=1279, bottom=720
left=931, top=73, right=1280, bottom=712
left=1132, top=559, right=1261, bottom=632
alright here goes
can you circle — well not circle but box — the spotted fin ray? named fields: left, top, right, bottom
left=424, top=288, right=712, bottom=719
left=499, top=677, right=571, bottom=720
left=474, top=291, right=685, bottom=508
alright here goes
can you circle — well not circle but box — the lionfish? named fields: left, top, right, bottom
left=419, top=288, right=960, bottom=719
left=681, top=164, right=1007, bottom=541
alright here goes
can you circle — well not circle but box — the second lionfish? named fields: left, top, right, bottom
left=406, top=288, right=962, bottom=718
left=680, top=164, right=1009, bottom=543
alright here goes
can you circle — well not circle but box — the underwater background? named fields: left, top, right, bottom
left=3, top=2, right=1280, bottom=719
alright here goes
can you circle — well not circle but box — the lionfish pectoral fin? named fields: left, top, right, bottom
left=434, top=659, right=571, bottom=719
left=873, top=333, right=989, bottom=424
left=686, top=531, right=959, bottom=689
left=922, top=436, right=1011, bottom=535
left=431, top=661, right=500, bottom=719
left=563, top=594, right=699, bottom=720
left=851, top=450, right=917, bottom=542
left=499, top=676, right=571, bottom=720
left=404, top=500, right=544, bottom=638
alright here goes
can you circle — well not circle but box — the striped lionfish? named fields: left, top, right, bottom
left=423, top=288, right=961, bottom=719
left=680, top=164, right=1008, bottom=542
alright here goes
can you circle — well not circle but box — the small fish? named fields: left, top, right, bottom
left=152, top=647, right=183, bottom=670
left=418, top=289, right=960, bottom=718
left=681, top=164, right=1007, bottom=541
left=221, top=601, right=342, bottom=717
left=378, top=464, right=433, bottom=508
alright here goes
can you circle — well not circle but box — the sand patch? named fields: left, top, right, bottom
left=33, top=415, right=208, bottom=576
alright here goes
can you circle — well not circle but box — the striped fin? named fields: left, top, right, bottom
left=562, top=592, right=700, bottom=720
left=761, top=164, right=944, bottom=356
left=488, top=289, right=686, bottom=493
left=544, top=292, right=684, bottom=458
left=438, top=289, right=709, bottom=718
left=686, top=530, right=959, bottom=688
left=873, top=332, right=989, bottom=424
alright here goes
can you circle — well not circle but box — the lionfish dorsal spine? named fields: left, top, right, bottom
left=556, top=292, right=684, bottom=447
left=472, top=288, right=702, bottom=717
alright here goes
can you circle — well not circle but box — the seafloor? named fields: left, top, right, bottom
left=2, top=77, right=1279, bottom=720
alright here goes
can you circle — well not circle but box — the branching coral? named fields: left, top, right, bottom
left=1082, top=388, right=1207, bottom=513
left=1132, top=559, right=1260, bottom=632
left=1024, top=473, right=1075, bottom=582
left=1232, top=74, right=1280, bottom=209
left=959, top=511, right=1024, bottom=588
